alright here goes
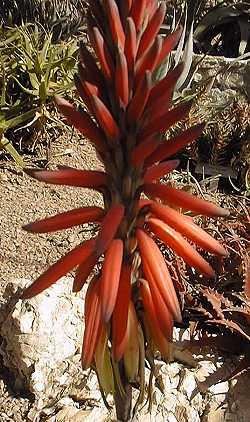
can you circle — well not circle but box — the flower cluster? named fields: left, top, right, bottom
left=22, top=0, right=229, bottom=412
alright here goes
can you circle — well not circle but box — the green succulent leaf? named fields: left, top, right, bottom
left=0, top=135, right=25, bottom=167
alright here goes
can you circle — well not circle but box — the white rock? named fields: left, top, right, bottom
left=0, top=277, right=88, bottom=417
left=179, top=369, right=197, bottom=399
left=0, top=277, right=246, bottom=422
left=209, top=381, right=229, bottom=403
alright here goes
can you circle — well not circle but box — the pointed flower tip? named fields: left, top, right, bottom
left=207, top=268, right=216, bottom=278
left=22, top=223, right=33, bottom=232
left=21, top=288, right=32, bottom=300
left=213, top=207, right=230, bottom=218
left=221, top=208, right=230, bottom=217
left=168, top=159, right=180, bottom=169
left=54, top=95, right=63, bottom=105
left=24, top=168, right=37, bottom=179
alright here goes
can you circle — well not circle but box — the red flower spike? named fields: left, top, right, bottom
left=112, top=264, right=132, bottom=361
left=124, top=17, right=137, bottom=71
left=131, top=135, right=159, bottom=166
left=144, top=159, right=180, bottom=182
left=105, top=0, right=125, bottom=48
left=91, top=95, right=120, bottom=141
left=137, top=2, right=166, bottom=58
left=115, top=47, right=129, bottom=107
left=136, top=228, right=182, bottom=323
left=145, top=123, right=205, bottom=167
left=135, top=36, right=162, bottom=87
left=23, top=206, right=105, bottom=233
left=139, top=279, right=172, bottom=360
left=25, top=168, right=108, bottom=189
left=82, top=277, right=102, bottom=369
left=148, top=217, right=215, bottom=277
left=143, top=183, right=230, bottom=217
left=54, top=97, right=106, bottom=152
left=149, top=201, right=228, bottom=256
left=155, top=26, right=183, bottom=68
left=127, top=71, right=152, bottom=126
left=131, top=0, right=147, bottom=30
left=95, top=204, right=125, bottom=256
left=92, top=26, right=114, bottom=81
left=141, top=100, right=192, bottom=139
left=21, top=240, right=95, bottom=299
left=21, top=0, right=231, bottom=411
left=101, top=239, right=124, bottom=322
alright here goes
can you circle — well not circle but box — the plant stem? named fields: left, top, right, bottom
left=114, top=378, right=132, bottom=421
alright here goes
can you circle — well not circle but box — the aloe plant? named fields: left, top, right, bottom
left=4, top=24, right=78, bottom=104
left=0, top=23, right=78, bottom=161
left=22, top=1, right=229, bottom=419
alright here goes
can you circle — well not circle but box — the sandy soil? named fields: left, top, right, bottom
left=0, top=132, right=104, bottom=421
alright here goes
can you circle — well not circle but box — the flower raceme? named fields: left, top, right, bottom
left=22, top=0, right=229, bottom=406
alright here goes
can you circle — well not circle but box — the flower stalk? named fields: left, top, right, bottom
left=22, top=0, right=229, bottom=419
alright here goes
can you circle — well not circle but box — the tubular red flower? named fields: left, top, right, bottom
left=22, top=240, right=95, bottom=299
left=25, top=168, right=108, bottom=189
left=145, top=124, right=205, bottom=166
left=149, top=201, right=228, bottom=256
left=143, top=183, right=230, bottom=217
left=124, top=17, right=137, bottom=70
left=115, top=46, right=129, bottom=107
left=82, top=277, right=102, bottom=369
left=100, top=239, right=124, bottom=322
left=23, top=206, right=105, bottom=233
left=144, top=159, right=180, bottom=182
left=130, top=0, right=147, bottom=29
left=95, top=204, right=125, bottom=256
left=112, top=264, right=132, bottom=361
left=137, top=2, right=166, bottom=57
left=54, top=96, right=106, bottom=152
left=148, top=217, right=215, bottom=277
left=141, top=100, right=192, bottom=138
left=105, top=0, right=126, bottom=48
left=135, top=36, right=162, bottom=87
left=136, top=228, right=182, bottom=323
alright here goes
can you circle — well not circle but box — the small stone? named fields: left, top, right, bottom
left=209, top=381, right=229, bottom=402
left=179, top=370, right=197, bottom=399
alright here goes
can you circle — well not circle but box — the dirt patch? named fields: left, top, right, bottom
left=0, top=133, right=103, bottom=285
left=0, top=132, right=104, bottom=421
